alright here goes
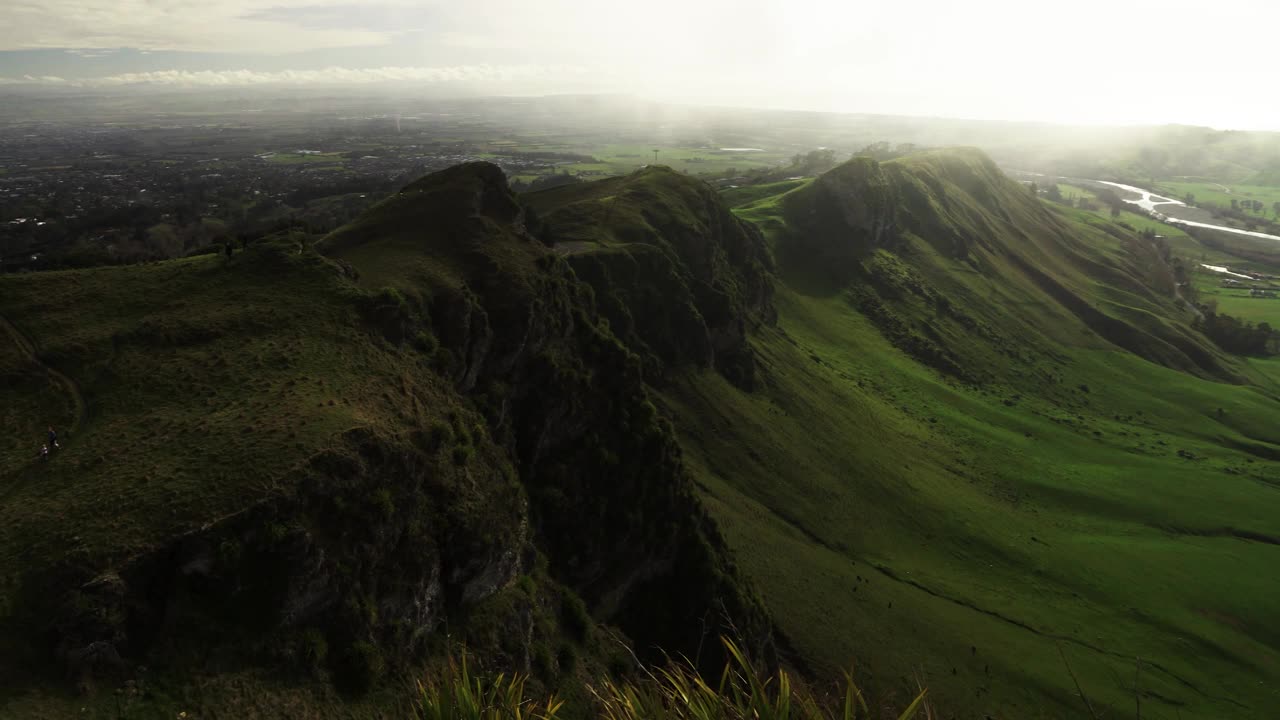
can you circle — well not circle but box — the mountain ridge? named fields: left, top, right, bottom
left=668, top=147, right=1280, bottom=718
left=2, top=148, right=1280, bottom=718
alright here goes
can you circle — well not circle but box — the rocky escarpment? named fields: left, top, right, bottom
left=22, top=420, right=528, bottom=695
left=1, top=162, right=777, bottom=707
left=325, top=163, right=776, bottom=671
left=779, top=157, right=900, bottom=283
left=524, top=167, right=776, bottom=390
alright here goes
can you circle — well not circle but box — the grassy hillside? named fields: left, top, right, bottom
left=1047, top=182, right=1280, bottom=329
left=0, top=234, right=534, bottom=714
left=0, top=164, right=771, bottom=717
left=0, top=239, right=445, bottom=590
left=656, top=150, right=1280, bottom=718
left=6, top=148, right=1280, bottom=719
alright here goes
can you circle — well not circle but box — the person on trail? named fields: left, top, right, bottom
left=39, top=444, right=49, bottom=462
left=48, top=426, right=59, bottom=449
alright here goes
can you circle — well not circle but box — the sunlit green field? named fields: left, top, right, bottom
left=1157, top=181, right=1280, bottom=214
left=1059, top=183, right=1186, bottom=239
left=670, top=289, right=1280, bottom=719
left=1059, top=183, right=1249, bottom=264
left=1194, top=274, right=1280, bottom=326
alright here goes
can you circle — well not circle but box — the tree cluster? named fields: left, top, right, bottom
left=510, top=172, right=583, bottom=193
left=854, top=141, right=921, bottom=162
left=788, top=149, right=841, bottom=175
left=1230, top=198, right=1268, bottom=214
left=1194, top=304, right=1278, bottom=355
left=1093, top=187, right=1128, bottom=217
left=1206, top=203, right=1280, bottom=234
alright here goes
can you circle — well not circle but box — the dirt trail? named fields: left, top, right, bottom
left=553, top=240, right=601, bottom=256
left=0, top=313, right=86, bottom=434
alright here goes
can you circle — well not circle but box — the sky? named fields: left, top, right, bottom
left=1, top=0, right=1277, bottom=130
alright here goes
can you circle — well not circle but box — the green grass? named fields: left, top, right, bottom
left=9, top=150, right=1280, bottom=719
left=659, top=152, right=1280, bottom=719
left=669, top=293, right=1280, bottom=719
left=418, top=638, right=927, bottom=720
left=720, top=179, right=813, bottom=209
left=0, top=317, right=77, bottom=465
left=1055, top=182, right=1259, bottom=266
left=0, top=243, right=378, bottom=555
left=1157, top=181, right=1280, bottom=214
left=522, top=164, right=732, bottom=250
left=1193, top=272, right=1280, bottom=326
left=5, top=163, right=752, bottom=720
left=0, top=235, right=495, bottom=697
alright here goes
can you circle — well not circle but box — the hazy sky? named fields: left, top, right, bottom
left=2, top=0, right=1277, bottom=129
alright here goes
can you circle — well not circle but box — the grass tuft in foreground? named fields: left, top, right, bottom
left=416, top=652, right=565, bottom=720
left=418, top=638, right=927, bottom=720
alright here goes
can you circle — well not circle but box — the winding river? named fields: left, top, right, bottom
left=1096, top=181, right=1280, bottom=243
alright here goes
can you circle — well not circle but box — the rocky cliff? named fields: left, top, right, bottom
left=0, top=162, right=777, bottom=710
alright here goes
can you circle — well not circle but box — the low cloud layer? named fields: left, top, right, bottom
left=2, top=0, right=1277, bottom=129
left=0, top=64, right=580, bottom=88
left=3, top=0, right=397, bottom=54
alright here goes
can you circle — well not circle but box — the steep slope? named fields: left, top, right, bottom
left=7, top=150, right=1280, bottom=720
left=0, top=163, right=771, bottom=716
left=323, top=163, right=773, bottom=665
left=522, top=166, right=776, bottom=389
left=773, top=150, right=1236, bottom=384
left=664, top=149, right=1280, bottom=718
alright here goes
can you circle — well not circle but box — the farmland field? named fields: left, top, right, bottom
left=1157, top=181, right=1280, bottom=214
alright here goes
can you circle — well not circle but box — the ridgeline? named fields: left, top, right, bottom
left=2, top=149, right=1279, bottom=719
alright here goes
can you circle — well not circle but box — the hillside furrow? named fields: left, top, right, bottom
left=0, top=313, right=86, bottom=434
left=871, top=564, right=1251, bottom=711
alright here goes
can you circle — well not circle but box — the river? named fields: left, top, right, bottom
left=1096, top=181, right=1280, bottom=243
left=1200, top=264, right=1254, bottom=280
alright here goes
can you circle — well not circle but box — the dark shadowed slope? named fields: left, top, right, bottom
left=522, top=166, right=776, bottom=388
left=0, top=163, right=771, bottom=717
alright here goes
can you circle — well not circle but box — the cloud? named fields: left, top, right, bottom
left=1, top=0, right=1277, bottom=129
left=64, top=48, right=118, bottom=58
left=243, top=3, right=435, bottom=33
left=0, top=64, right=583, bottom=88
left=1, top=0, right=401, bottom=53
left=0, top=74, right=69, bottom=84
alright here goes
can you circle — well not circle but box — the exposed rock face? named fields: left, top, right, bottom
left=408, top=166, right=776, bottom=668
left=47, top=428, right=527, bottom=690
left=568, top=244, right=715, bottom=375
left=785, top=157, right=900, bottom=265
left=527, top=167, right=777, bottom=390
left=19, top=161, right=777, bottom=699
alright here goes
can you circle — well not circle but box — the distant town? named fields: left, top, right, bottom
left=0, top=105, right=615, bottom=271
